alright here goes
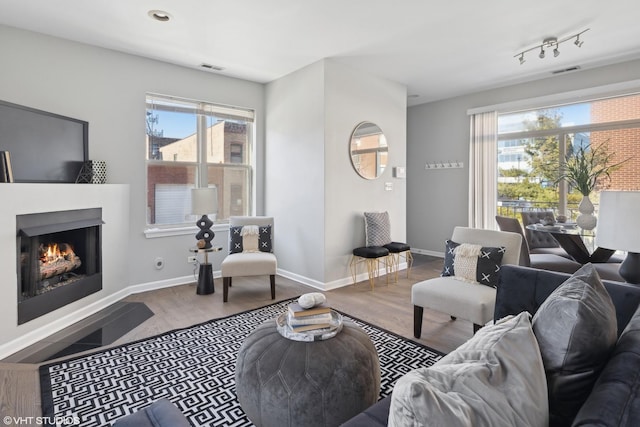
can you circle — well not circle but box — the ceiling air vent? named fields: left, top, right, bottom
left=200, top=63, right=225, bottom=72
left=551, top=66, right=581, bottom=75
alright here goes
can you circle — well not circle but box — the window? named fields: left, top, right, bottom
left=229, top=143, right=243, bottom=164
left=146, top=94, right=254, bottom=227
left=496, top=93, right=640, bottom=219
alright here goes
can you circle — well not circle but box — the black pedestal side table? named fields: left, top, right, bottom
left=189, top=247, right=222, bottom=295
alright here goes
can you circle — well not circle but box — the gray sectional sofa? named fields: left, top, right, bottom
left=342, top=264, right=640, bottom=427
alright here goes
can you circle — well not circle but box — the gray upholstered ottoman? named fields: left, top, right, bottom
left=235, top=319, right=380, bottom=427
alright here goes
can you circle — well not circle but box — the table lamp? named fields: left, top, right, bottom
left=191, top=187, right=218, bottom=249
left=596, top=190, right=640, bottom=284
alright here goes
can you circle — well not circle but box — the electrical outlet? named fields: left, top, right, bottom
left=187, top=256, right=197, bottom=264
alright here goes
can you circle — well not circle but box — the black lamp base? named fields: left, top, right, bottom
left=196, top=263, right=215, bottom=295
left=619, top=252, right=640, bottom=284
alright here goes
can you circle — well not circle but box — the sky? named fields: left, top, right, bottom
left=150, top=110, right=197, bottom=139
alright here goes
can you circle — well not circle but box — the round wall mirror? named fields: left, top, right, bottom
left=349, top=122, right=388, bottom=179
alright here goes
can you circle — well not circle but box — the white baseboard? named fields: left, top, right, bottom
left=278, top=262, right=409, bottom=291
left=276, top=268, right=357, bottom=291
left=126, top=275, right=198, bottom=295
left=276, top=269, right=325, bottom=291
left=411, top=247, right=444, bottom=258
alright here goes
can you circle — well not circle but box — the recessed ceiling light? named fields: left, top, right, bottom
left=148, top=10, right=171, bottom=22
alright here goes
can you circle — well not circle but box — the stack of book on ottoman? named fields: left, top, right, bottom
left=287, top=302, right=333, bottom=333
left=276, top=293, right=343, bottom=341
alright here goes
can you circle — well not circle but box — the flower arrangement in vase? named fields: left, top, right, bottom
left=558, top=141, right=629, bottom=230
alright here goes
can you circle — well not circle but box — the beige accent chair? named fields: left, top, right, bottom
left=221, top=216, right=277, bottom=302
left=412, top=227, right=522, bottom=337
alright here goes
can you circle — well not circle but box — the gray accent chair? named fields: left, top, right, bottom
left=412, top=226, right=522, bottom=337
left=496, top=216, right=623, bottom=281
left=520, top=211, right=573, bottom=259
left=496, top=215, right=582, bottom=274
left=221, top=216, right=277, bottom=302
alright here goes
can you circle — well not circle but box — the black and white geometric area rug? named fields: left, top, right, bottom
left=40, top=298, right=443, bottom=427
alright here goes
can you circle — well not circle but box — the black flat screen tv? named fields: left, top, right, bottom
left=0, top=100, right=88, bottom=183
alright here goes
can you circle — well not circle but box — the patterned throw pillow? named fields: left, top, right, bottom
left=440, top=239, right=506, bottom=288
left=229, top=225, right=272, bottom=254
left=257, top=225, right=273, bottom=252
left=441, top=240, right=459, bottom=276
left=364, top=211, right=392, bottom=246
left=229, top=226, right=244, bottom=254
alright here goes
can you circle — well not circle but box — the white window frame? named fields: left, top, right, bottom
left=468, top=80, right=640, bottom=229
left=144, top=94, right=255, bottom=238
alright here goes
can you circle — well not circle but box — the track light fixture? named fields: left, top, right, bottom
left=514, top=28, right=589, bottom=65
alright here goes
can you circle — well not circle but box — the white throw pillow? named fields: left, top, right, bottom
left=389, top=312, right=548, bottom=427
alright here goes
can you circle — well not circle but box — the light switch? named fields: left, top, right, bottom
left=385, top=182, right=393, bottom=191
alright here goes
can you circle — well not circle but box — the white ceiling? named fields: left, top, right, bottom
left=2, top=0, right=640, bottom=106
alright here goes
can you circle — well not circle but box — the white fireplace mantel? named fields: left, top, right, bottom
left=0, top=184, right=130, bottom=359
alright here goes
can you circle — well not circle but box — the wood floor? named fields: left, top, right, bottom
left=0, top=254, right=473, bottom=421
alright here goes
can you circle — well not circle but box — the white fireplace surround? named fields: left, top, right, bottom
left=0, top=184, right=130, bottom=359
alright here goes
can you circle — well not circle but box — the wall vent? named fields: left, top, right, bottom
left=200, top=63, right=225, bottom=71
left=551, top=66, right=581, bottom=75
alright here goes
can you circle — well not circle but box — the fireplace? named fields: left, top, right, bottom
left=16, top=208, right=103, bottom=324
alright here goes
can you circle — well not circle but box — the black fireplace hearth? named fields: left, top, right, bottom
left=16, top=208, right=103, bottom=324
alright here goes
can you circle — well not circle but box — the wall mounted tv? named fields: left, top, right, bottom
left=0, top=100, right=88, bottom=183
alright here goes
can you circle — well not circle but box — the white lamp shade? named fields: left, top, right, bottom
left=596, top=191, right=640, bottom=253
left=191, top=187, right=218, bottom=215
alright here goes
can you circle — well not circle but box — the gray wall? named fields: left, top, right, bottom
left=266, top=59, right=407, bottom=287
left=265, top=61, right=327, bottom=284
left=0, top=24, right=265, bottom=287
left=324, top=60, right=407, bottom=284
left=408, top=59, right=640, bottom=255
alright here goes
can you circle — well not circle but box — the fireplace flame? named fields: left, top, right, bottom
left=38, top=242, right=82, bottom=280
left=40, top=243, right=74, bottom=264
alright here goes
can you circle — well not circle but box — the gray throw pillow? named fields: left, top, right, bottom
left=364, top=211, right=392, bottom=246
left=389, top=312, right=548, bottom=427
left=532, top=263, right=617, bottom=427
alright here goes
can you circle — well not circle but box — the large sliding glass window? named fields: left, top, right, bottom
left=496, top=94, right=640, bottom=219
left=146, top=94, right=254, bottom=227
